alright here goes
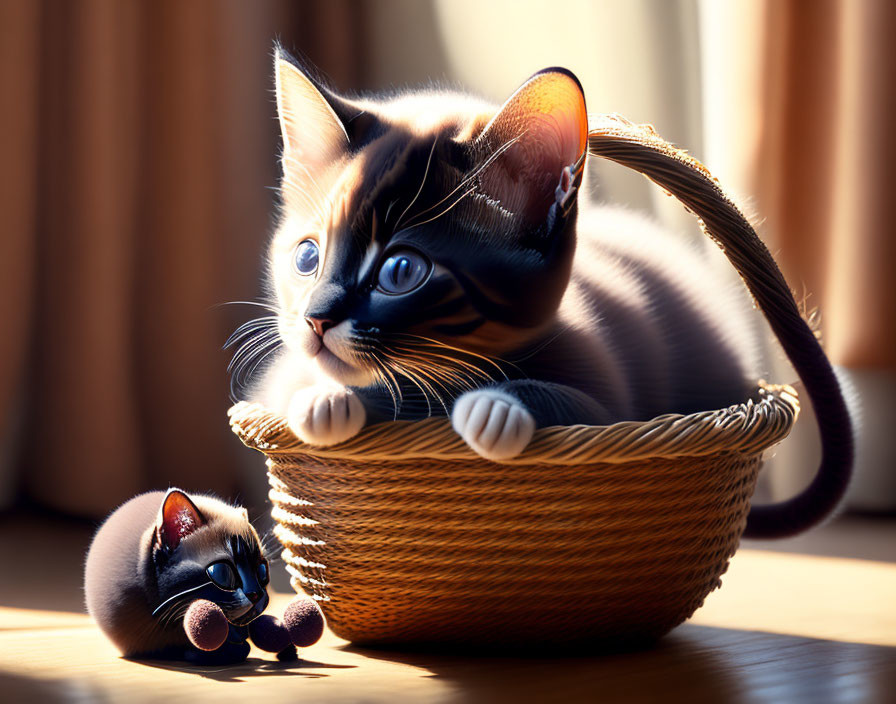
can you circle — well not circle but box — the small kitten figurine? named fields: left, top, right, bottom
left=232, top=47, right=850, bottom=539
left=84, top=488, right=323, bottom=664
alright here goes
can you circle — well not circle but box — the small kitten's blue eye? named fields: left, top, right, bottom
left=294, top=239, right=319, bottom=276
left=257, top=561, right=269, bottom=585
left=377, top=250, right=430, bottom=294
left=207, top=562, right=238, bottom=590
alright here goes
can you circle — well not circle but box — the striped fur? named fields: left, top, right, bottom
left=249, top=50, right=757, bottom=456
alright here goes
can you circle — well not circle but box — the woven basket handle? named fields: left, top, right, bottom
left=587, top=115, right=852, bottom=538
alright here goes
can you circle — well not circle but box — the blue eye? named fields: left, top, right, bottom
left=294, top=239, right=319, bottom=276
left=207, top=562, right=238, bottom=590
left=377, top=250, right=430, bottom=294
left=257, top=561, right=269, bottom=585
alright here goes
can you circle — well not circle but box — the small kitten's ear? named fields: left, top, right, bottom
left=476, top=68, right=588, bottom=222
left=157, top=489, right=205, bottom=552
left=274, top=48, right=353, bottom=206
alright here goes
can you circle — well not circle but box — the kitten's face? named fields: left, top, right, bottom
left=270, top=53, right=588, bottom=392
left=152, top=490, right=270, bottom=628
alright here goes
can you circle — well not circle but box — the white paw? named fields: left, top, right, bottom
left=451, top=389, right=535, bottom=461
left=287, top=385, right=366, bottom=446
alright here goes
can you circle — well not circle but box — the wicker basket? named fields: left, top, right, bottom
left=229, top=383, right=798, bottom=646
left=227, top=115, right=852, bottom=647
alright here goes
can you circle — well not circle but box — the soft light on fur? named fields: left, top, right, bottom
left=84, top=490, right=270, bottom=660
left=242, top=49, right=757, bottom=460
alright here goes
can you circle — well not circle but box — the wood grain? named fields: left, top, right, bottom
left=0, top=513, right=893, bottom=703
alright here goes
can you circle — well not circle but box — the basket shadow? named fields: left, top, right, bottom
left=339, top=625, right=748, bottom=703
left=339, top=623, right=896, bottom=702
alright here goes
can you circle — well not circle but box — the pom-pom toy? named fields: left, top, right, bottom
left=183, top=595, right=324, bottom=661
left=284, top=596, right=326, bottom=647
left=248, top=614, right=293, bottom=653
left=184, top=600, right=229, bottom=652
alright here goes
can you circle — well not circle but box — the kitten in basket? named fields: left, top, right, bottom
left=230, top=47, right=850, bottom=538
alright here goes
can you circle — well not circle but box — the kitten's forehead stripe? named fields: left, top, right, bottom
left=358, top=244, right=381, bottom=284
left=318, top=129, right=470, bottom=307
left=336, top=129, right=461, bottom=250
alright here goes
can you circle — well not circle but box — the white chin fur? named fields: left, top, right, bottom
left=309, top=321, right=377, bottom=387
left=312, top=347, right=377, bottom=387
left=284, top=320, right=377, bottom=387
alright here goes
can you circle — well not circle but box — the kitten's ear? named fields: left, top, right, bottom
left=157, top=489, right=205, bottom=552
left=476, top=68, right=588, bottom=222
left=274, top=48, right=355, bottom=199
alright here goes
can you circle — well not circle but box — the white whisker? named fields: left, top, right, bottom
left=405, top=187, right=477, bottom=230
left=226, top=315, right=283, bottom=399
left=404, top=133, right=523, bottom=230
left=395, top=137, right=439, bottom=231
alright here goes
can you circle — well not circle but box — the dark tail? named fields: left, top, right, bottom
left=588, top=117, right=853, bottom=538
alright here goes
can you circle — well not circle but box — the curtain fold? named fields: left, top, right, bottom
left=753, top=0, right=896, bottom=508
left=0, top=0, right=41, bottom=507
left=0, top=0, right=367, bottom=517
left=757, top=0, right=896, bottom=369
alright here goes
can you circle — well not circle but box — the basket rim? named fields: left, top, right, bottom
left=228, top=382, right=798, bottom=465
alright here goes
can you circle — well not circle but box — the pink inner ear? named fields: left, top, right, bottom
left=159, top=491, right=205, bottom=551
left=481, top=115, right=575, bottom=220
left=477, top=72, right=587, bottom=222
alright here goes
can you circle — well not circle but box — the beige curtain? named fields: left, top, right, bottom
left=757, top=0, right=895, bottom=369
left=701, top=0, right=896, bottom=508
left=0, top=0, right=367, bottom=517
left=2, top=0, right=893, bottom=517
left=755, top=0, right=896, bottom=507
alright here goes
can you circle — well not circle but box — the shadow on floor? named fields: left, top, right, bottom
left=341, top=624, right=896, bottom=704
left=134, top=655, right=355, bottom=683
left=741, top=513, right=896, bottom=563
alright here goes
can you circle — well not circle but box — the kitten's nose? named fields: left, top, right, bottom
left=305, top=316, right=334, bottom=337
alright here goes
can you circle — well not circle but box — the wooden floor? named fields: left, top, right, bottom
left=1, top=512, right=894, bottom=703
